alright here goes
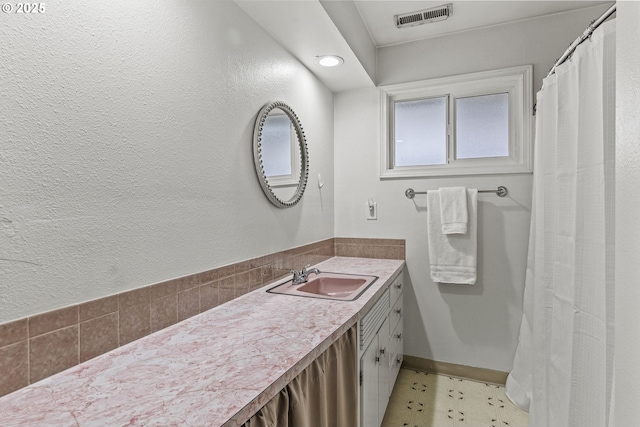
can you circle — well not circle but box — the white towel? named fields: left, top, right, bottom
left=427, top=189, right=478, bottom=284
left=439, top=187, right=468, bottom=234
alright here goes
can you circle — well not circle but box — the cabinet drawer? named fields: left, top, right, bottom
left=389, top=273, right=403, bottom=306
left=390, top=294, right=403, bottom=334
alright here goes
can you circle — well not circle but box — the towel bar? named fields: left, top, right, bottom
left=405, top=186, right=508, bottom=199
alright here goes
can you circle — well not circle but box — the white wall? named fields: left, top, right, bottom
left=378, top=4, right=612, bottom=91
left=614, top=2, right=640, bottom=425
left=0, top=0, right=334, bottom=323
left=335, top=88, right=531, bottom=372
left=334, top=7, right=609, bottom=372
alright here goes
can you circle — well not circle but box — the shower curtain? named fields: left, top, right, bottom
left=506, top=19, right=615, bottom=427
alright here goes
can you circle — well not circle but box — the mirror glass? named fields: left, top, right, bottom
left=253, top=101, right=308, bottom=208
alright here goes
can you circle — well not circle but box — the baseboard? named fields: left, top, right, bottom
left=402, top=355, right=509, bottom=385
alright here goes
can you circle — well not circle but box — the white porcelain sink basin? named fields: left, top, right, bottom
left=267, top=272, right=378, bottom=301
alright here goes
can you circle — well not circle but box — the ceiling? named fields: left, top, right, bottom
left=236, top=0, right=610, bottom=92
left=236, top=0, right=375, bottom=92
left=355, top=1, right=608, bottom=47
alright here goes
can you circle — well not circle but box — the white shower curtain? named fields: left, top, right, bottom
left=506, top=19, right=615, bottom=427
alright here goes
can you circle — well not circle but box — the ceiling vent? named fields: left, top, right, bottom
left=395, top=3, right=452, bottom=29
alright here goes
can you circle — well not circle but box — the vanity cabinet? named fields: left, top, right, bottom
left=359, top=271, right=404, bottom=427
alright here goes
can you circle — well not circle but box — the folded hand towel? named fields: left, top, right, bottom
left=439, top=187, right=468, bottom=234
left=427, top=189, right=478, bottom=284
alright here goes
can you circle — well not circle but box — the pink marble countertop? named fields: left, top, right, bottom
left=0, top=257, right=404, bottom=427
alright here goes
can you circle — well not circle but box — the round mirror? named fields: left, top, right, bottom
left=253, top=101, right=309, bottom=208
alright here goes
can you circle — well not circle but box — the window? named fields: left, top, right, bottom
left=261, top=112, right=300, bottom=187
left=380, top=65, right=532, bottom=178
left=395, top=97, right=447, bottom=166
left=455, top=93, right=509, bottom=159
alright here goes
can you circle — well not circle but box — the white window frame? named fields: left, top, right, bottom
left=380, top=65, right=533, bottom=178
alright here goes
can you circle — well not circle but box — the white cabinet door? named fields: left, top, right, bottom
left=390, top=318, right=403, bottom=392
left=359, top=270, right=405, bottom=427
left=361, top=334, right=379, bottom=427
left=377, top=316, right=391, bottom=425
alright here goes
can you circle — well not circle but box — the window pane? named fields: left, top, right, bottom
left=262, top=114, right=293, bottom=177
left=394, top=97, right=447, bottom=167
left=456, top=93, right=509, bottom=159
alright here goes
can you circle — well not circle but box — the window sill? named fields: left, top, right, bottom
left=380, top=163, right=532, bottom=179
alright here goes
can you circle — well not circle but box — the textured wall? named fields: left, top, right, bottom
left=333, top=7, right=610, bottom=372
left=0, top=0, right=334, bottom=323
left=614, top=2, right=640, bottom=425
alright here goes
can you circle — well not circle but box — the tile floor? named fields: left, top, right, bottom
left=382, top=368, right=529, bottom=427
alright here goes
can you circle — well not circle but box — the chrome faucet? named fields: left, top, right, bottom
left=290, top=264, right=321, bottom=285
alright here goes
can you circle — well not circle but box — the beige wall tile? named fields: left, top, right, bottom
left=79, top=295, right=119, bottom=322
left=200, top=282, right=219, bottom=313
left=367, top=238, right=403, bottom=246
left=216, top=265, right=236, bottom=280
left=307, top=239, right=333, bottom=252
left=80, top=313, right=119, bottom=363
left=198, top=269, right=218, bottom=285
left=288, top=254, right=304, bottom=271
left=0, top=341, right=28, bottom=397
left=176, top=274, right=199, bottom=292
left=29, top=326, right=78, bottom=383
left=119, top=304, right=150, bottom=345
left=260, top=265, right=274, bottom=284
left=365, top=245, right=395, bottom=259
left=271, top=253, right=285, bottom=270
left=150, top=280, right=177, bottom=301
left=272, top=268, right=290, bottom=282
left=250, top=283, right=265, bottom=292
left=219, top=287, right=234, bottom=305
left=253, top=254, right=273, bottom=268
left=334, top=238, right=406, bottom=260
left=218, top=276, right=235, bottom=304
left=29, top=306, right=79, bottom=338
left=178, top=288, right=200, bottom=321
left=236, top=268, right=261, bottom=296
left=235, top=259, right=253, bottom=274
left=150, top=295, right=177, bottom=333
left=335, top=243, right=358, bottom=258
left=119, top=287, right=150, bottom=309
left=0, top=319, right=28, bottom=348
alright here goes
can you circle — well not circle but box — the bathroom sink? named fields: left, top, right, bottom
left=267, top=272, right=378, bottom=301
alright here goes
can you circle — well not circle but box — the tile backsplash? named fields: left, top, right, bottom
left=335, top=237, right=406, bottom=260
left=0, top=237, right=405, bottom=397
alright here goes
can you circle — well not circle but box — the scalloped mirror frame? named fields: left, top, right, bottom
left=253, top=101, right=309, bottom=208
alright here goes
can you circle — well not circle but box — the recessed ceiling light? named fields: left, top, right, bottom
left=315, top=55, right=344, bottom=67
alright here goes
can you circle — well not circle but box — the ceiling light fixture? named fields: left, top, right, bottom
left=315, top=55, right=344, bottom=67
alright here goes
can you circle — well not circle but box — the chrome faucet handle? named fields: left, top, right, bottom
left=301, top=264, right=321, bottom=277
left=290, top=269, right=302, bottom=281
